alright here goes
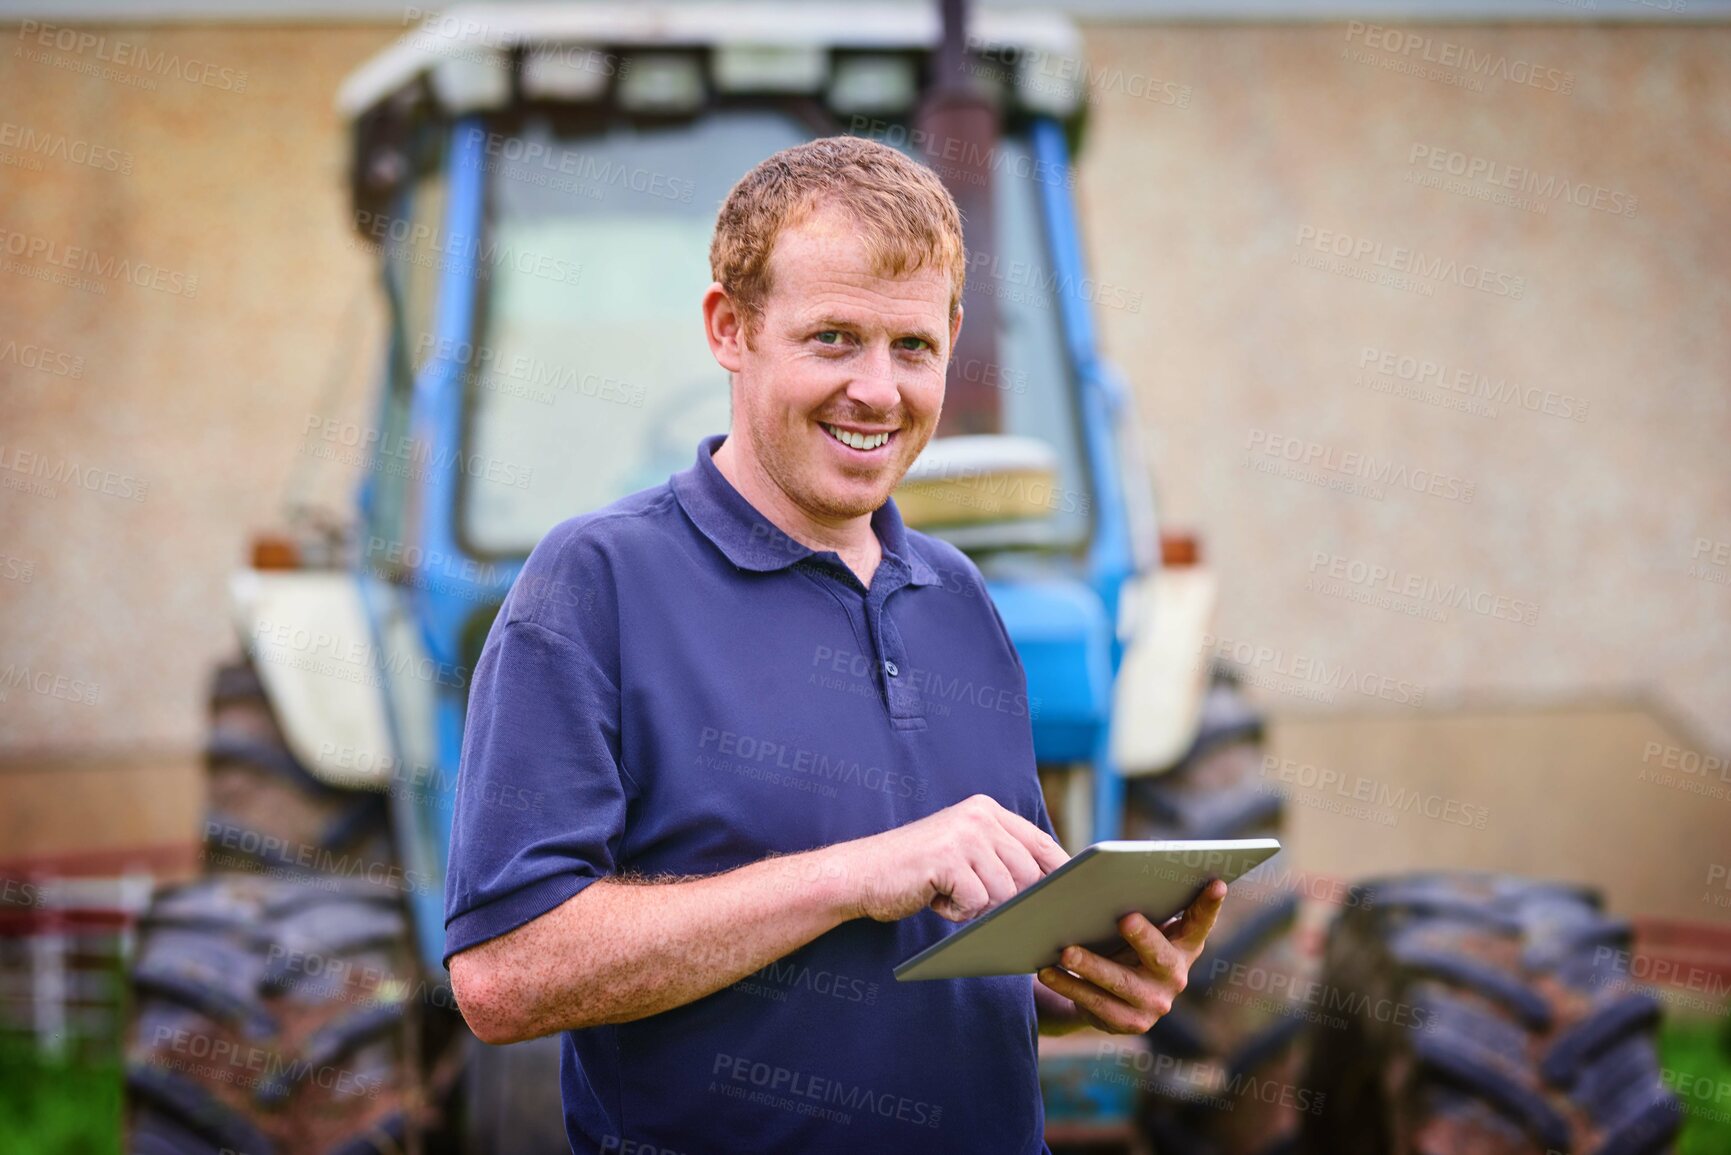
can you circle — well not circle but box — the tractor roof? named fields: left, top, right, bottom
left=339, top=2, right=1086, bottom=123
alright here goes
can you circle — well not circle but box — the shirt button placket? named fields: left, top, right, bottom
left=867, top=568, right=922, bottom=722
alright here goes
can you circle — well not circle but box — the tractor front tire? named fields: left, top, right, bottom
left=124, top=658, right=428, bottom=1154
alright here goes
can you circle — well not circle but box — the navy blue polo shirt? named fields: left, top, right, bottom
left=446, top=432, right=1057, bottom=1155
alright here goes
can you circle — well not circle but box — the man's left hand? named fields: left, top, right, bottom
left=1036, top=879, right=1228, bottom=1035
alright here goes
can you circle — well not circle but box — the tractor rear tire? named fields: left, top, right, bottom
left=125, top=873, right=421, bottom=1155
left=1299, top=872, right=1685, bottom=1155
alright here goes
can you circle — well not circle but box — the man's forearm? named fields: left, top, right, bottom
left=451, top=846, right=858, bottom=1044
left=449, top=794, right=1069, bottom=1045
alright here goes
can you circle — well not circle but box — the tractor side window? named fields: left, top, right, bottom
left=399, top=166, right=447, bottom=377
left=369, top=138, right=450, bottom=572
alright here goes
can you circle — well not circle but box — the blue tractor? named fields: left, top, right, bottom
left=121, top=5, right=1683, bottom=1154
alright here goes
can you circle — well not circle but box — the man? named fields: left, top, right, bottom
left=444, top=136, right=1225, bottom=1154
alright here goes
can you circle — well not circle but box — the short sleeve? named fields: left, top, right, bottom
left=442, top=527, right=627, bottom=968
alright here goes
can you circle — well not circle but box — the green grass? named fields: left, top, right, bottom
left=1661, top=1009, right=1731, bottom=1155
left=0, top=1034, right=122, bottom=1155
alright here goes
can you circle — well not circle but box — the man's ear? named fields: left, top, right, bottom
left=703, top=282, right=746, bottom=373
left=948, top=303, right=964, bottom=360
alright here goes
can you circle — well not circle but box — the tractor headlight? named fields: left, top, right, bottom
left=828, top=54, right=919, bottom=117
left=617, top=53, right=707, bottom=114
left=521, top=44, right=617, bottom=103
left=712, top=43, right=829, bottom=94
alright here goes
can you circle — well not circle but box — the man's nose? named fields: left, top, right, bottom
left=845, top=342, right=900, bottom=410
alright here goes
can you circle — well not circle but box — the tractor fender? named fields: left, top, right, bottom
left=228, top=568, right=398, bottom=791
left=1110, top=565, right=1218, bottom=777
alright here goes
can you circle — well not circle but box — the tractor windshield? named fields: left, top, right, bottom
left=459, top=108, right=1089, bottom=557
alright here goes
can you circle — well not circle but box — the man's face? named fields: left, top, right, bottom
left=717, top=204, right=957, bottom=522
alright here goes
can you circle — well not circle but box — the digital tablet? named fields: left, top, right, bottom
left=893, top=838, right=1282, bottom=982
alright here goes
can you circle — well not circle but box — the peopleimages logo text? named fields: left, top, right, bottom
left=15, top=21, right=249, bottom=91
left=1408, top=145, right=1635, bottom=217
left=1294, top=226, right=1524, bottom=298
left=0, top=226, right=198, bottom=297
left=1344, top=22, right=1575, bottom=93
left=1246, top=429, right=1476, bottom=504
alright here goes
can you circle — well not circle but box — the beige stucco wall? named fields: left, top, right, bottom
left=1, top=20, right=1726, bottom=776
left=1076, top=22, right=1730, bottom=753
left=1, top=26, right=389, bottom=757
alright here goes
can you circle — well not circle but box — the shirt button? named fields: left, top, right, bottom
left=884, top=660, right=899, bottom=678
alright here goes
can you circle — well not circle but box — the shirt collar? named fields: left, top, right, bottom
left=672, top=433, right=940, bottom=586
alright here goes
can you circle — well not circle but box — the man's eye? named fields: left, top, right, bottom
left=815, top=331, right=844, bottom=345
left=896, top=337, right=932, bottom=353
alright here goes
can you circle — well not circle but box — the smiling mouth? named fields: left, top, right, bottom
left=820, top=422, right=895, bottom=452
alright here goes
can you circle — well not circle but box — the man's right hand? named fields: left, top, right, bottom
left=830, top=794, right=1070, bottom=924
